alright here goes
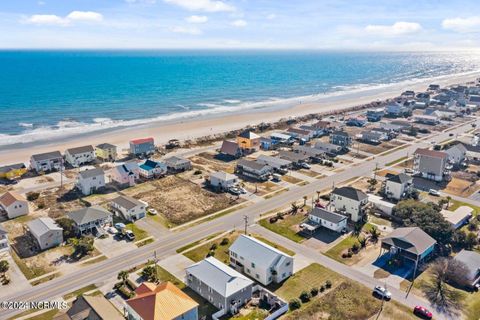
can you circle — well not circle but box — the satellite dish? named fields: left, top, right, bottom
left=389, top=246, right=398, bottom=255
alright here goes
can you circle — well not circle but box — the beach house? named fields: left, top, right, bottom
left=236, top=130, right=260, bottom=153
left=186, top=257, right=254, bottom=315
left=209, top=171, right=238, bottom=191
left=235, top=159, right=272, bottom=181
left=125, top=282, right=199, bottom=320
left=220, top=140, right=243, bottom=158
left=110, top=195, right=147, bottom=221
left=30, top=151, right=63, bottom=173
left=164, top=156, right=192, bottom=172
left=384, top=173, right=413, bottom=201
left=138, top=159, right=167, bottom=179
left=95, top=143, right=117, bottom=161
left=129, top=137, right=155, bottom=156
left=256, top=155, right=291, bottom=172
left=445, top=143, right=467, bottom=166
left=314, top=141, right=342, bottom=155
left=110, top=162, right=140, bottom=187
left=229, top=235, right=294, bottom=286
left=413, top=148, right=449, bottom=181
left=330, top=186, right=368, bottom=222
left=0, top=191, right=29, bottom=219
left=27, top=217, right=63, bottom=250
left=278, top=150, right=310, bottom=167
left=345, top=116, right=367, bottom=127
left=0, top=163, right=27, bottom=180
left=441, top=206, right=473, bottom=230
left=0, top=225, right=9, bottom=255
left=75, top=168, right=106, bottom=196
left=63, top=294, right=123, bottom=320
left=329, top=131, right=352, bottom=149
left=358, top=130, right=387, bottom=144
left=453, top=250, right=480, bottom=290
left=67, top=206, right=113, bottom=235
left=366, top=108, right=385, bottom=122
left=302, top=207, right=348, bottom=233
left=286, top=127, right=313, bottom=142
left=65, top=145, right=96, bottom=167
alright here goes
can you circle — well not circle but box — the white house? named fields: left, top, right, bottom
left=110, top=195, right=147, bottom=221
left=27, top=217, right=63, bottom=250
left=138, top=160, right=167, bottom=179
left=164, top=156, right=192, bottom=172
left=302, top=207, right=347, bottom=233
left=30, top=151, right=62, bottom=173
left=384, top=173, right=413, bottom=201
left=0, top=225, right=9, bottom=255
left=445, top=144, right=467, bottom=166
left=368, top=195, right=395, bottom=216
left=330, top=187, right=368, bottom=222
left=209, top=171, right=238, bottom=191
left=0, top=191, right=29, bottom=219
left=75, top=168, right=105, bottom=196
left=65, top=145, right=96, bottom=168
left=229, top=235, right=294, bottom=286
left=110, top=162, right=139, bottom=187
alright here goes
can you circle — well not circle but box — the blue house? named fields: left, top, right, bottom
left=329, top=131, right=352, bottom=149
left=129, top=137, right=155, bottom=156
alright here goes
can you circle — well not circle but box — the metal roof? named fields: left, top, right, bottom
left=27, top=217, right=62, bottom=236
left=67, top=206, right=111, bottom=225
left=381, top=227, right=436, bottom=256
left=66, top=145, right=94, bottom=155
left=332, top=186, right=367, bottom=201
left=309, top=207, right=347, bottom=224
left=78, top=168, right=104, bottom=180
left=31, top=151, right=62, bottom=162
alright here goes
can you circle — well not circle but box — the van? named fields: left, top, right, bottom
left=272, top=174, right=282, bottom=182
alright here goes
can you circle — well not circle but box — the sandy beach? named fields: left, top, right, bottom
left=1, top=71, right=479, bottom=166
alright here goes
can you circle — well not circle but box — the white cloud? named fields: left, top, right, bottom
left=22, top=11, right=103, bottom=26
left=266, top=13, right=276, bottom=20
left=171, top=26, right=202, bottom=35
left=365, top=21, right=422, bottom=36
left=185, top=15, right=208, bottom=24
left=37, top=1, right=46, bottom=5
left=164, top=0, right=235, bottom=12
left=231, top=19, right=247, bottom=27
left=66, top=11, right=103, bottom=22
left=442, top=16, right=480, bottom=33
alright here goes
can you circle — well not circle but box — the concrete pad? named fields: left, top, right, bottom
left=292, top=253, right=313, bottom=273
left=158, top=254, right=195, bottom=283
left=0, top=253, right=32, bottom=299
left=94, top=236, right=137, bottom=258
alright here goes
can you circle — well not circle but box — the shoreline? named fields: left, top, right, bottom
left=1, top=71, right=479, bottom=166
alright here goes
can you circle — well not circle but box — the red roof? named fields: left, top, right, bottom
left=131, top=137, right=154, bottom=145
left=414, top=148, right=448, bottom=159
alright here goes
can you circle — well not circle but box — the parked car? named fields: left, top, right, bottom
left=125, top=230, right=135, bottom=241
left=373, top=285, right=391, bottom=300
left=413, top=306, right=432, bottom=319
left=272, top=173, right=282, bottom=182
left=300, top=163, right=311, bottom=169
left=106, top=226, right=118, bottom=234
left=114, top=223, right=126, bottom=231
left=449, top=133, right=454, bottom=137
left=148, top=208, right=158, bottom=215
left=404, top=168, right=414, bottom=174
left=228, top=186, right=242, bottom=196
left=428, top=189, right=440, bottom=196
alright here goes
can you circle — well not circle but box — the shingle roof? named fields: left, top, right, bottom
left=381, top=227, right=436, bottom=256
left=95, top=143, right=116, bottom=150
left=229, top=235, right=292, bottom=270
left=0, top=191, right=27, bottom=207
left=140, top=160, right=163, bottom=171
left=111, top=195, right=144, bottom=210
left=453, top=250, right=480, bottom=283
left=386, top=173, right=412, bottom=184
left=331, top=130, right=349, bottom=137
left=309, top=207, right=347, bottom=224
left=210, top=171, right=237, bottom=181
left=81, top=295, right=124, bottom=320
left=186, top=257, right=252, bottom=297
left=278, top=150, right=310, bottom=162
left=127, top=282, right=198, bottom=320
left=332, top=186, right=367, bottom=201
left=256, top=155, right=291, bottom=167
left=164, top=156, right=190, bottom=165
left=67, top=206, right=111, bottom=225
left=237, top=159, right=269, bottom=171
left=78, top=168, right=104, bottom=180
left=0, top=224, right=7, bottom=235
left=27, top=217, right=62, bottom=236
left=0, top=163, right=26, bottom=173
left=237, top=130, right=260, bottom=139
left=414, top=148, right=448, bottom=159
left=287, top=127, right=311, bottom=135
left=66, top=145, right=94, bottom=155
left=220, top=140, right=241, bottom=156
left=31, top=151, right=62, bottom=162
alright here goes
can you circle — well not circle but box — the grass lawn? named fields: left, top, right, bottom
left=386, top=156, right=408, bottom=167
left=155, top=265, right=185, bottom=289
left=136, top=238, right=155, bottom=247
left=31, top=273, right=61, bottom=286
left=63, top=284, right=98, bottom=300
left=258, top=214, right=307, bottom=243
left=125, top=223, right=148, bottom=241
left=147, top=212, right=173, bottom=228
left=263, top=188, right=289, bottom=199
left=369, top=215, right=393, bottom=227
left=448, top=199, right=480, bottom=216
left=81, top=255, right=108, bottom=265
left=373, top=300, right=417, bottom=320
left=22, top=309, right=59, bottom=320
left=183, top=231, right=295, bottom=263
left=176, top=232, right=223, bottom=253
left=230, top=309, right=269, bottom=320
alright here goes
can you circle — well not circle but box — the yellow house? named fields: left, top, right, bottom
left=95, top=143, right=117, bottom=161
left=236, top=130, right=260, bottom=152
left=0, top=163, right=27, bottom=180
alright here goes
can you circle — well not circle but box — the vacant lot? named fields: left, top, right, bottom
left=444, top=177, right=479, bottom=197
left=242, top=180, right=282, bottom=196
left=189, top=152, right=236, bottom=173
left=123, top=176, right=239, bottom=226
left=31, top=186, right=85, bottom=219
left=258, top=211, right=308, bottom=243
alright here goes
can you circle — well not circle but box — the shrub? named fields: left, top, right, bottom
left=351, top=243, right=359, bottom=253
left=342, top=252, right=348, bottom=258
left=220, top=238, right=229, bottom=246
left=26, top=192, right=40, bottom=201
left=194, top=170, right=202, bottom=175
left=299, top=290, right=311, bottom=303
left=319, top=285, right=325, bottom=292
left=210, top=243, right=218, bottom=251
left=269, top=217, right=278, bottom=223
left=325, top=280, right=332, bottom=289
left=206, top=250, right=215, bottom=257
left=310, top=287, right=319, bottom=297
left=117, top=285, right=134, bottom=299
left=347, top=251, right=353, bottom=258
left=289, top=299, right=301, bottom=311
left=37, top=203, right=45, bottom=209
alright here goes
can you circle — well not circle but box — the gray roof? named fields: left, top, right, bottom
left=111, top=195, right=144, bottom=210
left=332, top=186, right=367, bottom=201
left=0, top=224, right=7, bottom=235
left=78, top=168, right=104, bottom=180
left=453, top=250, right=480, bottom=283
left=382, top=227, right=436, bottom=256
left=278, top=150, right=310, bottom=162
left=229, top=235, right=292, bottom=270
left=164, top=156, right=190, bottom=165
left=210, top=171, right=237, bottom=181
left=66, top=145, right=94, bottom=155
left=27, top=217, right=62, bottom=236
left=67, top=206, right=111, bottom=226
left=238, top=130, right=259, bottom=139
left=446, top=143, right=467, bottom=155
left=237, top=159, right=269, bottom=171
left=331, top=130, right=349, bottom=137
left=186, top=257, right=252, bottom=297
left=31, top=151, right=62, bottom=162
left=220, top=140, right=241, bottom=156
left=95, top=143, right=116, bottom=150
left=0, top=163, right=26, bottom=173
left=293, top=145, right=325, bottom=156
left=386, top=173, right=412, bottom=184
left=309, top=207, right=347, bottom=224
left=256, top=155, right=291, bottom=167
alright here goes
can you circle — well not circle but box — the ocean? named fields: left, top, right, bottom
left=0, top=50, right=479, bottom=147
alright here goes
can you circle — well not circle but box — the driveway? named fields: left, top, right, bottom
left=94, top=235, right=137, bottom=258
left=303, top=227, right=345, bottom=252
left=157, top=254, right=195, bottom=283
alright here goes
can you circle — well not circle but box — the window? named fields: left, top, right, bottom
left=286, top=262, right=291, bottom=266
left=256, top=274, right=259, bottom=279
left=251, top=262, right=255, bottom=268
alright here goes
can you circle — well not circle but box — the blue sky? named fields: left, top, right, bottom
left=0, top=0, right=479, bottom=49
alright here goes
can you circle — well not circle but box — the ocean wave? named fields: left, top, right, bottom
left=1, top=68, right=479, bottom=148
left=18, top=122, right=33, bottom=128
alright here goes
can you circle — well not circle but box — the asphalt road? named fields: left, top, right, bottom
left=0, top=118, right=477, bottom=320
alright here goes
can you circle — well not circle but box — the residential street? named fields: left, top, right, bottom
left=0, top=119, right=477, bottom=320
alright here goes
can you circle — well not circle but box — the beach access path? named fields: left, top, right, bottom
left=0, top=117, right=476, bottom=320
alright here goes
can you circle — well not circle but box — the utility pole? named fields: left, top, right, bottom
left=243, top=215, right=249, bottom=235
left=60, top=157, right=64, bottom=190
left=154, top=250, right=159, bottom=282
left=373, top=162, right=378, bottom=181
